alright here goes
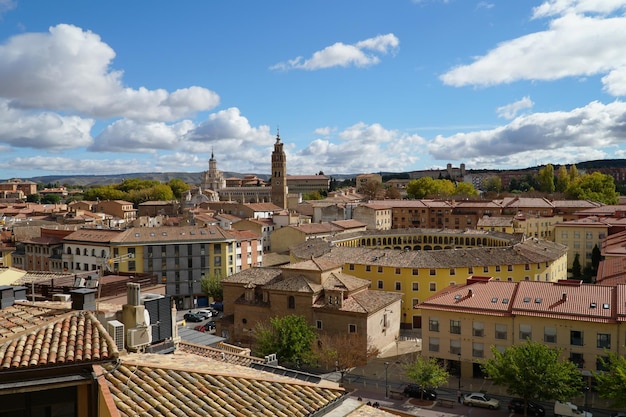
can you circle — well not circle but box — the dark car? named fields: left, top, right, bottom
left=508, top=398, right=545, bottom=416
left=402, top=384, right=437, bottom=400
left=183, top=312, right=204, bottom=322
left=194, top=321, right=216, bottom=332
left=210, top=301, right=224, bottom=312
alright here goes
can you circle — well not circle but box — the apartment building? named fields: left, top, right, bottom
left=419, top=278, right=625, bottom=381
left=554, top=217, right=611, bottom=270
left=312, top=237, right=568, bottom=329
left=352, top=202, right=393, bottom=230
left=96, top=200, right=137, bottom=224
left=270, top=220, right=367, bottom=253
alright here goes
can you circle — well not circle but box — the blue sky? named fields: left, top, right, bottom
left=0, top=0, right=625, bottom=180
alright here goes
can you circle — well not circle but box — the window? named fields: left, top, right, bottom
left=586, top=232, right=593, bottom=239
left=596, top=355, right=610, bottom=371
left=507, top=265, right=513, bottom=272
left=349, top=264, right=355, bottom=271
left=450, top=339, right=461, bottom=355
left=288, top=296, right=295, bottom=309
left=429, top=318, right=439, bottom=332
left=412, top=282, right=419, bottom=291
left=412, top=298, right=419, bottom=308
left=395, top=282, right=401, bottom=291
left=570, top=330, right=583, bottom=346
left=569, top=352, right=584, bottom=368
left=472, top=342, right=484, bottom=358
left=377, top=280, right=383, bottom=289
left=450, top=320, right=461, bottom=334
left=429, top=282, right=436, bottom=292
left=483, top=266, right=489, bottom=273
left=519, top=324, right=531, bottom=340
left=429, top=269, right=436, bottom=276
left=412, top=268, right=419, bottom=276
left=349, top=324, right=357, bottom=333
left=495, top=265, right=501, bottom=272
left=544, top=327, right=557, bottom=343
left=378, top=266, right=383, bottom=273
left=597, top=333, right=611, bottom=349
left=495, top=323, right=507, bottom=340
left=395, top=268, right=401, bottom=274
left=468, top=266, right=473, bottom=274
left=429, top=337, right=439, bottom=352
left=316, top=320, right=322, bottom=330
left=449, top=268, right=455, bottom=276
left=365, top=265, right=371, bottom=272
left=472, top=322, right=484, bottom=337
left=525, top=263, right=530, bottom=271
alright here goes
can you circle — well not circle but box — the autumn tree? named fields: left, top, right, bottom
left=537, top=164, right=555, bottom=193
left=481, top=340, right=584, bottom=416
left=404, top=356, right=449, bottom=399
left=254, top=315, right=317, bottom=366
left=314, top=333, right=379, bottom=385
left=362, top=179, right=384, bottom=200
left=595, top=352, right=626, bottom=409
left=565, top=171, right=619, bottom=204
left=556, top=165, right=570, bottom=192
left=385, top=185, right=402, bottom=200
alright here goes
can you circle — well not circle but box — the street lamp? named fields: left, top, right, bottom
left=583, top=386, right=590, bottom=412
left=384, top=361, right=390, bottom=399
left=457, top=353, right=462, bottom=391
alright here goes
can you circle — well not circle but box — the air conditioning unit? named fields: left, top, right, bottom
left=127, top=327, right=150, bottom=350
left=107, top=320, right=125, bottom=351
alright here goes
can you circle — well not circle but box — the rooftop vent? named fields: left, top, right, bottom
left=590, top=302, right=597, bottom=309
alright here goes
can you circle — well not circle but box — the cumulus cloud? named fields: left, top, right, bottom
left=292, top=122, right=425, bottom=174
left=439, top=9, right=626, bottom=96
left=7, top=155, right=156, bottom=175
left=270, top=34, right=399, bottom=71
left=0, top=99, right=94, bottom=150
left=496, top=97, right=534, bottom=119
left=428, top=100, right=626, bottom=167
left=91, top=119, right=196, bottom=152
left=0, top=24, right=220, bottom=121
left=532, top=0, right=626, bottom=18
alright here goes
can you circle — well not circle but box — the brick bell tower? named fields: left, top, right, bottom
left=271, top=131, right=287, bottom=209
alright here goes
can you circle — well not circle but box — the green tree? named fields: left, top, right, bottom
left=200, top=274, right=223, bottom=301
left=596, top=352, right=626, bottom=408
left=483, top=176, right=502, bottom=193
left=537, top=164, right=555, bottom=193
left=481, top=340, right=584, bottom=415
left=254, top=315, right=317, bottom=366
left=302, top=191, right=323, bottom=200
left=454, top=182, right=479, bottom=197
left=556, top=165, right=570, bottom=193
left=568, top=164, right=579, bottom=181
left=571, top=253, right=582, bottom=279
left=407, top=177, right=436, bottom=199
left=167, top=178, right=191, bottom=198
left=41, top=194, right=61, bottom=204
left=565, top=172, right=618, bottom=204
left=26, top=194, right=41, bottom=203
left=404, top=356, right=449, bottom=400
left=591, top=244, right=602, bottom=275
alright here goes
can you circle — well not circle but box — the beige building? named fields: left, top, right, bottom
left=419, top=278, right=625, bottom=381
left=270, top=220, right=367, bottom=253
left=95, top=200, right=137, bottom=225
left=352, top=203, right=393, bottom=230
left=554, top=216, right=610, bottom=270
left=219, top=257, right=402, bottom=355
left=356, top=173, right=382, bottom=193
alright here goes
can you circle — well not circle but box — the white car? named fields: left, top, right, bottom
left=463, top=393, right=500, bottom=409
left=196, top=309, right=216, bottom=320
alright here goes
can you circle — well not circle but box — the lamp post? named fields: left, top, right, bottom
left=457, top=353, right=462, bottom=391
left=583, top=386, right=590, bottom=412
left=384, top=361, right=390, bottom=398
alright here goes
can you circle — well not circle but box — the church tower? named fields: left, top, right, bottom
left=271, top=132, right=287, bottom=209
left=201, top=148, right=225, bottom=191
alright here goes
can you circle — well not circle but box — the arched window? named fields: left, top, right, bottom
left=67, top=247, right=72, bottom=254
left=288, top=296, right=295, bottom=309
left=91, top=249, right=96, bottom=256
left=75, top=248, right=80, bottom=255
left=83, top=248, right=88, bottom=256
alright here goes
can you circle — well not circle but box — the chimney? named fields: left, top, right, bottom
left=468, top=288, right=473, bottom=297
left=127, top=283, right=141, bottom=306
left=562, top=292, right=567, bottom=301
left=0, top=286, right=15, bottom=309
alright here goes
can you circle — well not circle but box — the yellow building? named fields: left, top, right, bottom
left=313, top=238, right=568, bottom=329
left=554, top=216, right=609, bottom=271
left=419, top=278, right=625, bottom=382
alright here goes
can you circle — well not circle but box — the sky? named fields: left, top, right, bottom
left=1, top=0, right=626, bottom=180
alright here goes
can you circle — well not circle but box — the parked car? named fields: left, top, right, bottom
left=554, top=401, right=592, bottom=417
left=183, top=312, right=204, bottom=322
left=508, top=398, right=545, bottom=416
left=194, top=321, right=216, bottom=332
left=402, top=384, right=437, bottom=400
left=196, top=309, right=216, bottom=320
left=210, top=301, right=223, bottom=312
left=462, top=393, right=500, bottom=409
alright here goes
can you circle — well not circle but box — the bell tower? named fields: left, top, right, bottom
left=271, top=131, right=287, bottom=209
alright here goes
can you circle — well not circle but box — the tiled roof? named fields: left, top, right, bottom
left=0, top=307, right=118, bottom=370
left=113, top=225, right=235, bottom=244
left=420, top=279, right=623, bottom=323
left=177, top=341, right=265, bottom=366
left=334, top=290, right=403, bottom=314
left=596, top=257, right=626, bottom=285
left=264, top=274, right=323, bottom=293
left=63, top=228, right=126, bottom=243
left=220, top=267, right=282, bottom=285
left=477, top=216, right=513, bottom=227
left=101, top=354, right=346, bottom=417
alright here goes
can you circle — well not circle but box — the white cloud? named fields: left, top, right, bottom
left=532, top=0, right=626, bottom=18
left=0, top=24, right=220, bottom=121
left=270, top=34, right=399, bottom=71
left=496, top=96, right=534, bottom=119
left=0, top=0, right=16, bottom=17
left=91, top=119, right=196, bottom=152
left=292, top=122, right=425, bottom=174
left=314, top=126, right=334, bottom=136
left=428, top=100, right=626, bottom=166
left=7, top=155, right=156, bottom=175
left=0, top=99, right=94, bottom=150
left=439, top=12, right=626, bottom=96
